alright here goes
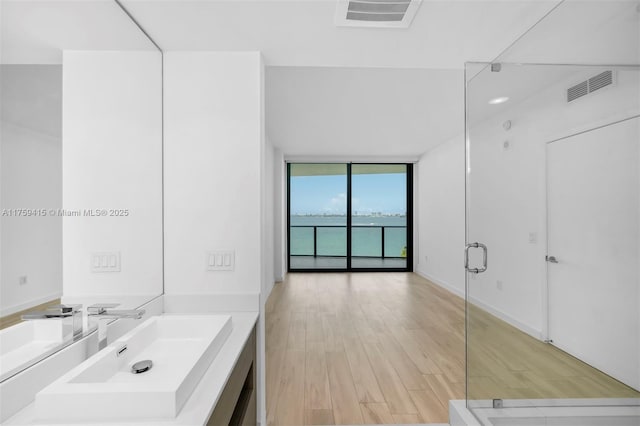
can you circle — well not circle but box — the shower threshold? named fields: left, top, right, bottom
left=450, top=399, right=640, bottom=426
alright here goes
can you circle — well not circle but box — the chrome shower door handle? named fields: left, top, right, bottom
left=464, top=244, right=471, bottom=270
left=465, top=242, right=488, bottom=274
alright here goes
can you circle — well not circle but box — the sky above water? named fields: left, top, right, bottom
left=290, top=172, right=407, bottom=215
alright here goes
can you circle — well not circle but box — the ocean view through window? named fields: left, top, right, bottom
left=288, top=163, right=412, bottom=271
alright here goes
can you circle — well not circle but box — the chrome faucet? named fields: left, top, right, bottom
left=87, top=304, right=145, bottom=350
left=22, top=304, right=83, bottom=340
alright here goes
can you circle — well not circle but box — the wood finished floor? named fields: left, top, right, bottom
left=265, top=273, right=639, bottom=425
left=266, top=273, right=463, bottom=425
left=0, top=299, right=61, bottom=330
left=468, top=302, right=640, bottom=401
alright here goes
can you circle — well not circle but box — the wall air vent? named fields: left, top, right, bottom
left=335, top=0, right=423, bottom=28
left=588, top=70, right=614, bottom=93
left=567, top=81, right=589, bottom=102
left=567, top=70, right=615, bottom=103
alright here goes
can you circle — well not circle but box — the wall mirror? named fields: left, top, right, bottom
left=0, top=0, right=163, bottom=382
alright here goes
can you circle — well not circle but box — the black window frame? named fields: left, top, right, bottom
left=287, top=162, right=413, bottom=273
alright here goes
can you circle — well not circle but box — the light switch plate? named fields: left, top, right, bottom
left=91, top=252, right=121, bottom=273
left=207, top=250, right=235, bottom=271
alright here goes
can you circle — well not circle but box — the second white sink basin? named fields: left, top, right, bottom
left=0, top=320, right=67, bottom=382
left=36, top=314, right=232, bottom=421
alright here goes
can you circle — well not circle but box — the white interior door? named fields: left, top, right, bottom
left=547, top=116, right=640, bottom=390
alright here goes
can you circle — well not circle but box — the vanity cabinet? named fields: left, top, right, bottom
left=207, top=326, right=256, bottom=426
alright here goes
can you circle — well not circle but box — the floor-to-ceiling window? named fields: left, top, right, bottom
left=288, top=163, right=412, bottom=272
left=288, top=163, right=349, bottom=270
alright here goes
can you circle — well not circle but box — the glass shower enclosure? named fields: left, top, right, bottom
left=465, top=1, right=640, bottom=423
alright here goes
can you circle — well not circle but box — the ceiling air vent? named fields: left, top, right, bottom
left=567, top=70, right=615, bottom=103
left=335, top=0, right=423, bottom=28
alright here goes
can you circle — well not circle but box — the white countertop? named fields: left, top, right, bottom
left=5, top=311, right=259, bottom=426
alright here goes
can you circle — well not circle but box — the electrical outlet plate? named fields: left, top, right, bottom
left=206, top=250, right=235, bottom=271
left=91, top=252, right=121, bottom=273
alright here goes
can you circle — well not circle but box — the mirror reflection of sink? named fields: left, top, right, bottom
left=36, top=314, right=233, bottom=421
left=0, top=320, right=68, bottom=382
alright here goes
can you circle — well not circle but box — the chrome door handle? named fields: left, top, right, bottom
left=546, top=255, right=558, bottom=263
left=465, top=242, right=488, bottom=274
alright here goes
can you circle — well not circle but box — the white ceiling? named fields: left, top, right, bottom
left=122, top=0, right=561, bottom=69
left=6, top=1, right=633, bottom=158
left=120, top=0, right=559, bottom=157
left=0, top=0, right=157, bottom=64
left=6, top=0, right=593, bottom=158
left=466, top=64, right=580, bottom=126
left=490, top=0, right=640, bottom=66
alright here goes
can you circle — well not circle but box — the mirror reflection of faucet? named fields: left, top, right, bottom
left=20, top=303, right=146, bottom=353
left=21, top=304, right=83, bottom=341
left=87, top=304, right=146, bottom=350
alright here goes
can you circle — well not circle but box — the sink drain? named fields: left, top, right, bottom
left=131, top=360, right=153, bottom=374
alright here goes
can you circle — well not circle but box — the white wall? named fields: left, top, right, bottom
left=163, top=51, right=264, bottom=296
left=0, top=65, right=62, bottom=316
left=273, top=147, right=286, bottom=281
left=472, top=67, right=639, bottom=338
left=260, top=133, right=273, bottom=426
left=262, top=137, right=275, bottom=301
left=419, top=66, right=640, bottom=339
left=163, top=51, right=269, bottom=424
left=62, top=51, right=163, bottom=298
left=416, top=136, right=465, bottom=298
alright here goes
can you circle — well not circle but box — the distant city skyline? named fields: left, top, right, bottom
left=291, top=212, right=406, bottom=217
left=290, top=172, right=407, bottom=216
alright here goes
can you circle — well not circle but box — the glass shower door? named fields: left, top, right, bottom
left=465, top=3, right=640, bottom=420
left=465, top=59, right=640, bottom=417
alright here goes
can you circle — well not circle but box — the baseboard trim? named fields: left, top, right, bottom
left=416, top=269, right=464, bottom=299
left=0, top=292, right=62, bottom=317
left=468, top=294, right=543, bottom=340
left=415, top=269, right=542, bottom=340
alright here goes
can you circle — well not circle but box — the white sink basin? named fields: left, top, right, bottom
left=36, top=314, right=232, bottom=421
left=0, top=320, right=67, bottom=382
